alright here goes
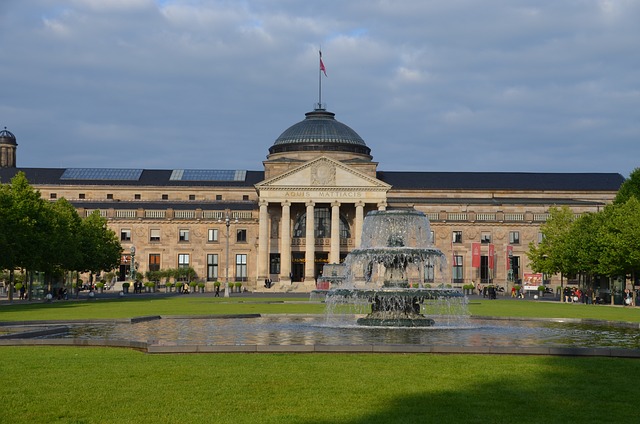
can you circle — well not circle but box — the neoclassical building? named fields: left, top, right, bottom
left=0, top=109, right=625, bottom=291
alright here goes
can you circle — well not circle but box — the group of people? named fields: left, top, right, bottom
left=510, top=286, right=526, bottom=299
left=478, top=284, right=499, bottom=299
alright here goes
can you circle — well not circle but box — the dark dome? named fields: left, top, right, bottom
left=269, top=108, right=371, bottom=156
left=0, top=127, right=17, bottom=145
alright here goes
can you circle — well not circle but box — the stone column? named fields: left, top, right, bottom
left=330, top=201, right=341, bottom=264
left=304, top=201, right=315, bottom=281
left=257, top=200, right=269, bottom=282
left=280, top=201, right=291, bottom=282
left=355, top=201, right=364, bottom=248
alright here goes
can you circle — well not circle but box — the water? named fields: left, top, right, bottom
left=54, top=315, right=640, bottom=349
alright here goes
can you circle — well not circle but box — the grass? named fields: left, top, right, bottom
left=0, top=295, right=326, bottom=321
left=1, top=347, right=638, bottom=423
left=2, top=294, right=640, bottom=323
left=2, top=295, right=640, bottom=423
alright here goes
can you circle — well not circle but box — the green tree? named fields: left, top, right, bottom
left=48, top=198, right=83, bottom=274
left=0, top=172, right=51, bottom=300
left=564, top=211, right=606, bottom=285
left=598, top=198, right=640, bottom=280
left=79, top=211, right=122, bottom=278
left=527, top=206, right=575, bottom=300
left=614, top=167, right=640, bottom=204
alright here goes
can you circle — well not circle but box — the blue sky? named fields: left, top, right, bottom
left=1, top=0, right=639, bottom=177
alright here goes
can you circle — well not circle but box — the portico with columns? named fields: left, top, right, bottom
left=255, top=156, right=390, bottom=291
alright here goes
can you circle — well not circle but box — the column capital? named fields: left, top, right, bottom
left=306, top=200, right=315, bottom=208
left=355, top=201, right=365, bottom=208
left=331, top=201, right=341, bottom=208
left=281, top=200, right=291, bottom=207
left=259, top=199, right=269, bottom=207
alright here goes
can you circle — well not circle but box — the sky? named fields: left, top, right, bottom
left=1, top=0, right=639, bottom=177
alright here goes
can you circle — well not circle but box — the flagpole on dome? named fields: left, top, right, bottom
left=318, top=49, right=327, bottom=110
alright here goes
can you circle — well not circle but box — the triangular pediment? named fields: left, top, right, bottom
left=256, top=156, right=390, bottom=190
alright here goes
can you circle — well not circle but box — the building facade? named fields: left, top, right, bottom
left=0, top=108, right=625, bottom=291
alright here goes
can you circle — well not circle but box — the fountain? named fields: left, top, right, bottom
left=320, top=209, right=467, bottom=327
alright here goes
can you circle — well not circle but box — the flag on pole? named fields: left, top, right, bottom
left=319, top=51, right=327, bottom=77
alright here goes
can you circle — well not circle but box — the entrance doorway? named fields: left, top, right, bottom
left=291, top=253, right=304, bottom=282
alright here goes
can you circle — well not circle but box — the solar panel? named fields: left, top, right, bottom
left=61, top=168, right=143, bottom=181
left=170, top=169, right=247, bottom=181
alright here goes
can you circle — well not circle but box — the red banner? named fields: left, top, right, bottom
left=506, top=245, right=513, bottom=270
left=488, top=244, right=495, bottom=269
left=472, top=242, right=481, bottom=268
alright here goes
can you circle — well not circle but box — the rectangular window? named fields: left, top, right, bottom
left=424, top=264, right=434, bottom=283
left=509, top=231, right=520, bottom=245
left=149, top=254, right=160, bottom=272
left=242, top=195, right=249, bottom=201
left=481, top=232, right=492, bottom=244
left=79, top=193, right=85, bottom=199
left=270, top=254, right=281, bottom=274
left=162, top=194, right=168, bottom=200
left=178, top=253, right=190, bottom=269
left=120, top=229, right=131, bottom=242
left=237, top=229, right=247, bottom=242
left=452, top=231, right=462, bottom=244
left=134, top=194, right=141, bottom=200
left=107, top=193, right=113, bottom=200
left=509, top=256, right=520, bottom=282
left=429, top=231, right=435, bottom=245
left=189, top=194, right=196, bottom=200
left=216, top=195, right=222, bottom=200
left=179, top=229, right=189, bottom=242
left=150, top=229, right=160, bottom=242
left=452, top=255, right=464, bottom=283
left=207, top=254, right=218, bottom=281
left=208, top=229, right=218, bottom=242
left=236, top=254, right=247, bottom=282
left=50, top=193, right=57, bottom=199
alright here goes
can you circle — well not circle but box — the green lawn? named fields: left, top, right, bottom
left=2, top=294, right=640, bottom=323
left=1, top=347, right=638, bottom=423
left=2, top=295, right=640, bottom=423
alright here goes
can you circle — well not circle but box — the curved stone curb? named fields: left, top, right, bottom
left=1, top=314, right=640, bottom=358
left=2, top=338, right=639, bottom=358
left=473, top=315, right=640, bottom=329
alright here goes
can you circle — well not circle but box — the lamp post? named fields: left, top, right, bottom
left=130, top=245, right=136, bottom=285
left=220, top=211, right=238, bottom=298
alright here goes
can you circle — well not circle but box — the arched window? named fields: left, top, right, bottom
left=293, top=207, right=351, bottom=239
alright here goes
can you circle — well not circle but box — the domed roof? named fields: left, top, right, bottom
left=269, top=108, right=371, bottom=156
left=0, top=127, right=17, bottom=145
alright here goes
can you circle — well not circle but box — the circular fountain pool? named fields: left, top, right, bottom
left=39, top=315, right=640, bottom=351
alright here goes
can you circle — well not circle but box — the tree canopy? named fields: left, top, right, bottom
left=0, top=172, right=122, bottom=282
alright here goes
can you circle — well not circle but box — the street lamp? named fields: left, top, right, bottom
left=219, top=211, right=238, bottom=298
left=130, top=245, right=136, bottom=284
